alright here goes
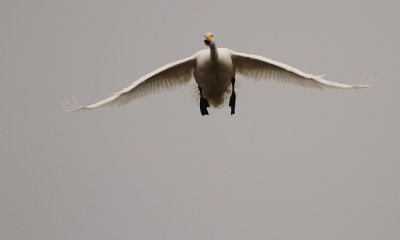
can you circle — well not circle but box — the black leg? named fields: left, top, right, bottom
left=199, top=86, right=210, bottom=116
left=229, top=77, right=236, bottom=115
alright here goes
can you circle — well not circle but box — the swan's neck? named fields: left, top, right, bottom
left=209, top=42, right=218, bottom=61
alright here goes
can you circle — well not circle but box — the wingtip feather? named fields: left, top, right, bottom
left=62, top=95, right=86, bottom=112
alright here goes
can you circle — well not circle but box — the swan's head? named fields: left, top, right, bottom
left=204, top=32, right=214, bottom=46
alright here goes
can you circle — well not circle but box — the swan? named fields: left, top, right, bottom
left=64, top=33, right=369, bottom=115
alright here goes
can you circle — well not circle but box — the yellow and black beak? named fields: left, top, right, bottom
left=204, top=35, right=212, bottom=45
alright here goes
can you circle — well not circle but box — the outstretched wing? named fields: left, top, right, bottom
left=231, top=51, right=369, bottom=90
left=64, top=55, right=196, bottom=111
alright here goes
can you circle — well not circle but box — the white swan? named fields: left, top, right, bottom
left=64, top=32, right=369, bottom=115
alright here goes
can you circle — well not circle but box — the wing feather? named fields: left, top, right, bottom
left=231, top=51, right=370, bottom=90
left=64, top=55, right=196, bottom=111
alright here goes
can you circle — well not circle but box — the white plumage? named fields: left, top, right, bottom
left=64, top=33, right=369, bottom=115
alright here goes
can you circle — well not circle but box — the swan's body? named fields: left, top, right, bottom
left=194, top=48, right=235, bottom=106
left=65, top=33, right=369, bottom=115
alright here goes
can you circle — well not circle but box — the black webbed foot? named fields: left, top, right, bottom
left=229, top=92, right=236, bottom=115
left=198, top=86, right=210, bottom=116
left=229, top=77, right=236, bottom=115
left=200, top=97, right=210, bottom=116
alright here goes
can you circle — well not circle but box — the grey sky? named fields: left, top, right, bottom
left=1, top=0, right=399, bottom=239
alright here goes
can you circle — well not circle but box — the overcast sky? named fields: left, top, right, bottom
left=1, top=0, right=399, bottom=239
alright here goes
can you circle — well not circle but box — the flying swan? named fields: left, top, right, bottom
left=64, top=33, right=369, bottom=115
